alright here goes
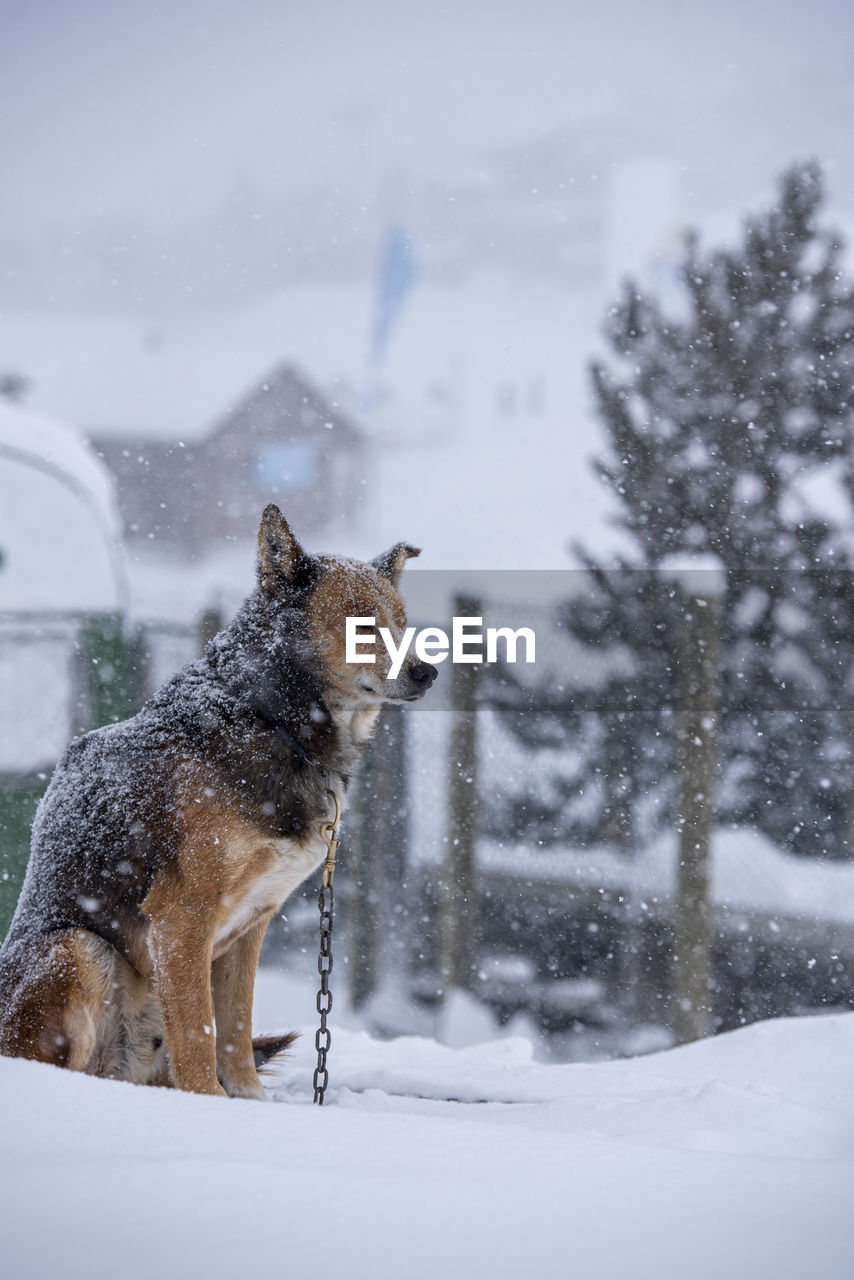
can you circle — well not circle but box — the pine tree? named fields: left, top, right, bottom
left=493, top=162, right=854, bottom=858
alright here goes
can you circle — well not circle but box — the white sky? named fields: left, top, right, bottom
left=2, top=0, right=852, bottom=237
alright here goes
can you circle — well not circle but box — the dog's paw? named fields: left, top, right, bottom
left=221, top=1075, right=268, bottom=1102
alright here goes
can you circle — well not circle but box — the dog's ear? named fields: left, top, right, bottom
left=371, top=542, right=420, bottom=588
left=258, top=505, right=305, bottom=591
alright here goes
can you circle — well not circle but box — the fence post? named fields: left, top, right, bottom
left=0, top=773, right=47, bottom=941
left=375, top=702, right=410, bottom=962
left=439, top=593, right=481, bottom=997
left=75, top=613, right=137, bottom=732
left=197, top=607, right=224, bottom=655
left=672, top=577, right=722, bottom=1044
left=347, top=704, right=410, bottom=1011
left=347, top=732, right=379, bottom=1009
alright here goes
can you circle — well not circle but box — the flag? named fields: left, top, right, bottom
left=362, top=227, right=416, bottom=414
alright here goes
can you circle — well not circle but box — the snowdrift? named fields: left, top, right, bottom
left=0, top=975, right=852, bottom=1280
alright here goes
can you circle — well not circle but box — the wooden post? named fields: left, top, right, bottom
left=673, top=586, right=720, bottom=1044
left=375, top=702, right=410, bottom=941
left=439, top=594, right=481, bottom=997
left=348, top=731, right=379, bottom=1010
left=346, top=703, right=411, bottom=1010
left=197, top=607, right=224, bottom=655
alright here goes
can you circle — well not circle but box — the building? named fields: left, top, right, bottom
left=90, top=362, right=365, bottom=557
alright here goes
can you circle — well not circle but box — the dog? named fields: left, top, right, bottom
left=0, top=505, right=436, bottom=1097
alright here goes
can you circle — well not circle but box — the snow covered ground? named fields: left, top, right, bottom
left=1, top=968, right=852, bottom=1280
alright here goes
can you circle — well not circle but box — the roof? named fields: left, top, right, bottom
left=0, top=289, right=373, bottom=441
left=205, top=362, right=360, bottom=448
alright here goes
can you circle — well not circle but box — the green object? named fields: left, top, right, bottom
left=0, top=774, right=46, bottom=941
left=0, top=613, right=142, bottom=942
left=79, top=613, right=137, bottom=729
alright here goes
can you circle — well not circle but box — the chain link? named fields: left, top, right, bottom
left=313, top=790, right=341, bottom=1105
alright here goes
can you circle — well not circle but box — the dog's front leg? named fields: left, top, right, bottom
left=212, top=912, right=272, bottom=1101
left=148, top=915, right=225, bottom=1097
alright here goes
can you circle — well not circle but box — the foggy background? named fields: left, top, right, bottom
left=2, top=0, right=853, bottom=311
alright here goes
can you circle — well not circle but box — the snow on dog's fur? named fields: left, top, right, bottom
left=0, top=506, right=436, bottom=1097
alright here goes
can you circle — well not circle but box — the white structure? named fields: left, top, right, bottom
left=0, top=398, right=125, bottom=614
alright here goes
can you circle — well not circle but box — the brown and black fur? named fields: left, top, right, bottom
left=0, top=506, right=436, bottom=1098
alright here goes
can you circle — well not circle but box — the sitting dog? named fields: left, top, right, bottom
left=0, top=505, right=436, bottom=1097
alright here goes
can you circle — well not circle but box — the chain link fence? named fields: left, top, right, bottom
left=394, top=583, right=854, bottom=1058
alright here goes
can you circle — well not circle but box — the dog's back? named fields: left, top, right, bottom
left=5, top=715, right=176, bottom=964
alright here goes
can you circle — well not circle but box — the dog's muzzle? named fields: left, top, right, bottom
left=407, top=662, right=438, bottom=696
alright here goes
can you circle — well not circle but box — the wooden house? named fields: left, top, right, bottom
left=91, top=363, right=364, bottom=557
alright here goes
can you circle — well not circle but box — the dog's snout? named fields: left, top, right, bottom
left=410, top=661, right=438, bottom=687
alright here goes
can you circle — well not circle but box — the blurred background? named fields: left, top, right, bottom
left=2, top=0, right=854, bottom=1060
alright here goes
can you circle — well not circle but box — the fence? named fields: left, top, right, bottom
left=408, top=581, right=854, bottom=1056
left=2, top=578, right=854, bottom=1061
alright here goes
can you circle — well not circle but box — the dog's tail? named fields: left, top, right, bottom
left=252, top=1031, right=299, bottom=1072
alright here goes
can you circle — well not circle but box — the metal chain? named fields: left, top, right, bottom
left=313, top=790, right=341, bottom=1105
left=312, top=882, right=334, bottom=1103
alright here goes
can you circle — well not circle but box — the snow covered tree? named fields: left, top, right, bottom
left=493, top=162, right=854, bottom=858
